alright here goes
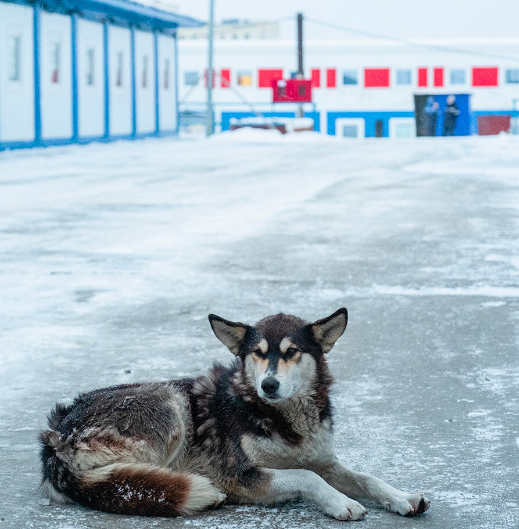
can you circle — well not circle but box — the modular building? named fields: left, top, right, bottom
left=177, top=39, right=519, bottom=137
left=0, top=0, right=201, bottom=150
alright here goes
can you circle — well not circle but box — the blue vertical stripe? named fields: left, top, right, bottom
left=130, top=26, right=136, bottom=136
left=174, top=32, right=179, bottom=135
left=154, top=31, right=160, bottom=134
left=103, top=21, right=110, bottom=138
left=71, top=13, right=78, bottom=140
left=33, top=3, right=42, bottom=143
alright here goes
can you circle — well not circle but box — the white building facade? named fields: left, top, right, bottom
left=0, top=0, right=201, bottom=150
left=178, top=39, right=519, bottom=137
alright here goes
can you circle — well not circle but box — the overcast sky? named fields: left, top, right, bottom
left=174, top=0, right=519, bottom=40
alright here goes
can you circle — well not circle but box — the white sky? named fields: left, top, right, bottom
left=174, top=0, right=519, bottom=40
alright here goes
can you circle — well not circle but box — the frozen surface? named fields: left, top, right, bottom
left=1, top=130, right=519, bottom=528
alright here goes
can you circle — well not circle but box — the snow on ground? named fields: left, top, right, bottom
left=1, top=131, right=519, bottom=528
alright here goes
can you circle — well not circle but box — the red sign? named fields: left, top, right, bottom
left=472, top=67, right=498, bottom=87
left=364, top=68, right=390, bottom=88
left=418, top=68, right=428, bottom=87
left=258, top=69, right=283, bottom=88
left=433, top=68, right=444, bottom=87
left=272, top=79, right=312, bottom=103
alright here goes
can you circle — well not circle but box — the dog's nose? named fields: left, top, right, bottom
left=261, top=377, right=280, bottom=396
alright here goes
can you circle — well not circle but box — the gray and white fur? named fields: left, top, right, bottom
left=40, top=308, right=430, bottom=520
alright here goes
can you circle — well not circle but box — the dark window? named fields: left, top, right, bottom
left=142, top=55, right=148, bottom=88
left=505, top=69, right=519, bottom=84
left=343, top=70, right=358, bottom=85
left=8, top=35, right=21, bottom=81
left=86, top=48, right=95, bottom=86
left=184, top=71, right=199, bottom=86
left=116, top=51, right=123, bottom=87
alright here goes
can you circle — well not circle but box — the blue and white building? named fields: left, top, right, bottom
left=0, top=0, right=201, bottom=150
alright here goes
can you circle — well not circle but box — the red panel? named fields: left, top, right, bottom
left=418, top=68, right=428, bottom=87
left=433, top=68, right=444, bottom=87
left=477, top=115, right=510, bottom=135
left=272, top=79, right=312, bottom=103
left=326, top=68, right=336, bottom=88
left=258, top=69, right=283, bottom=88
left=221, top=69, right=230, bottom=88
left=472, top=67, right=498, bottom=87
left=364, top=68, right=390, bottom=87
left=311, top=68, right=321, bottom=88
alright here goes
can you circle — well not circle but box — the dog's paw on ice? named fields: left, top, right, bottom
left=385, top=492, right=430, bottom=516
left=325, top=497, right=367, bottom=521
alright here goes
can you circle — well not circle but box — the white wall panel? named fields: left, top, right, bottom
left=77, top=18, right=104, bottom=137
left=0, top=2, right=35, bottom=142
left=134, top=30, right=155, bottom=134
left=40, top=11, right=72, bottom=139
left=158, top=34, right=176, bottom=131
left=108, top=25, right=132, bottom=135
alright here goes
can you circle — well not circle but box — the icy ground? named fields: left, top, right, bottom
left=1, top=131, right=519, bottom=529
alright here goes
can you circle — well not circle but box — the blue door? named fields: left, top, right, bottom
left=415, top=94, right=471, bottom=136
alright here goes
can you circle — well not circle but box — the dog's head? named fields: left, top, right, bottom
left=208, top=308, right=347, bottom=403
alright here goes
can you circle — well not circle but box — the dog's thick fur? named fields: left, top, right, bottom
left=40, top=308, right=430, bottom=520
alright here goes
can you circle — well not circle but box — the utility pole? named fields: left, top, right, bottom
left=206, top=0, right=214, bottom=136
left=296, top=12, right=304, bottom=119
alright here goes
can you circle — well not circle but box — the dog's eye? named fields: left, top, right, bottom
left=253, top=348, right=267, bottom=357
left=286, top=347, right=299, bottom=355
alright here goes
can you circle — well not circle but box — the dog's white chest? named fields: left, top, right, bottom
left=241, top=420, right=334, bottom=469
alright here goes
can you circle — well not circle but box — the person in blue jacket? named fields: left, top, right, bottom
left=422, top=96, right=439, bottom=136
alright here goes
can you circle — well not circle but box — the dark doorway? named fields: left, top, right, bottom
left=375, top=120, right=383, bottom=137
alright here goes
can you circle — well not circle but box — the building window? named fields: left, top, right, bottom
left=450, top=69, right=466, bottom=85
left=394, top=123, right=413, bottom=137
left=343, top=125, right=359, bottom=137
left=51, top=42, right=61, bottom=83
left=116, top=51, right=123, bottom=87
left=342, top=70, right=358, bottom=85
left=86, top=48, right=95, bottom=86
left=237, top=70, right=252, bottom=86
left=396, top=69, right=411, bottom=85
left=8, top=35, right=21, bottom=82
left=142, top=55, right=148, bottom=88
left=184, top=71, right=199, bottom=86
left=505, top=69, right=519, bottom=84
left=164, top=59, right=170, bottom=90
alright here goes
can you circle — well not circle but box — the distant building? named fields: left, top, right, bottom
left=178, top=19, right=279, bottom=40
left=178, top=38, right=519, bottom=137
left=0, top=0, right=201, bottom=151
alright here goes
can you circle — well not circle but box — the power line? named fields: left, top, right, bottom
left=306, top=17, right=519, bottom=63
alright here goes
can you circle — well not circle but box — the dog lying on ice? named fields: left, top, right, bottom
left=40, top=308, right=430, bottom=520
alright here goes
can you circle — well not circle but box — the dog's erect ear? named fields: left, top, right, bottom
left=208, top=314, right=250, bottom=356
left=310, top=308, right=348, bottom=353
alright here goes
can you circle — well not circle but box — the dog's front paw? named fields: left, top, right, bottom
left=385, top=492, right=430, bottom=517
left=324, top=495, right=367, bottom=521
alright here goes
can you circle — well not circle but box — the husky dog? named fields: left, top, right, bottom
left=40, top=308, right=430, bottom=520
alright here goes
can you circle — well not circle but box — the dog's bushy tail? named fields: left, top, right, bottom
left=39, top=405, right=225, bottom=516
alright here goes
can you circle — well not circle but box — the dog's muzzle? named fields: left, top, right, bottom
left=261, top=377, right=280, bottom=399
